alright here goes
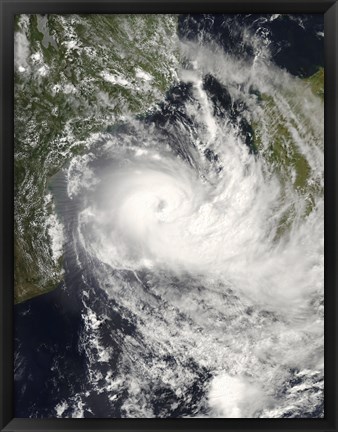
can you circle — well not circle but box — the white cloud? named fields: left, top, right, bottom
left=208, top=373, right=272, bottom=417
left=14, top=31, right=30, bottom=73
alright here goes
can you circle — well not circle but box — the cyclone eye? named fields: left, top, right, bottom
left=157, top=199, right=166, bottom=212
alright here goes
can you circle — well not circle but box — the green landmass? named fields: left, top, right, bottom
left=304, top=67, right=324, bottom=99
left=251, top=68, right=324, bottom=240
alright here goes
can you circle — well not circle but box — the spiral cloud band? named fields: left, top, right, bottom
left=62, top=31, right=323, bottom=418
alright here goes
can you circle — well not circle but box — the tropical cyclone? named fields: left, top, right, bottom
left=63, top=17, right=324, bottom=417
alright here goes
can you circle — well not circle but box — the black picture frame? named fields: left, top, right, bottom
left=1, top=1, right=337, bottom=431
